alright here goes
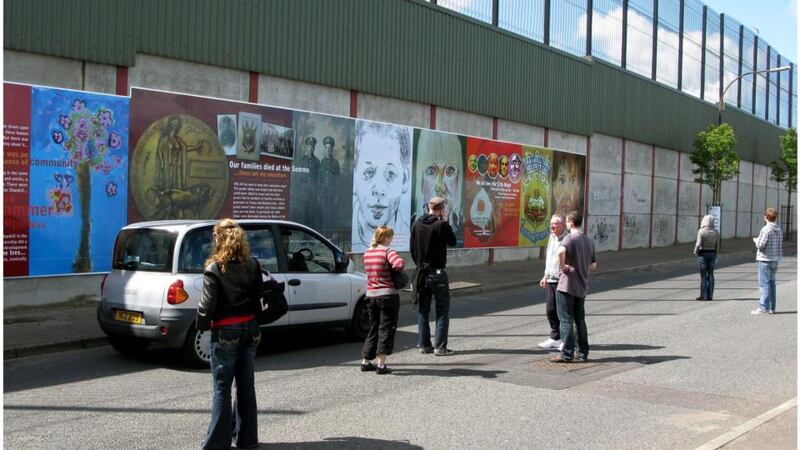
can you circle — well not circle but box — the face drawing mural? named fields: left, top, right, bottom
left=508, top=153, right=522, bottom=182
left=499, top=155, right=508, bottom=178
left=552, top=152, right=584, bottom=217
left=414, top=130, right=464, bottom=232
left=487, top=153, right=499, bottom=178
left=352, top=121, right=411, bottom=251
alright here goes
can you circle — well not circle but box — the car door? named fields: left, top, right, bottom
left=243, top=225, right=289, bottom=327
left=277, top=225, right=351, bottom=325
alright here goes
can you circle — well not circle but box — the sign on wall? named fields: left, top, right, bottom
left=4, top=84, right=586, bottom=277
left=3, top=83, right=130, bottom=277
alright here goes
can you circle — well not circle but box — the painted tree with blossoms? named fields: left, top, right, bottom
left=59, top=98, right=124, bottom=272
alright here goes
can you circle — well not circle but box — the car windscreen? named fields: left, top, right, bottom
left=112, top=229, right=177, bottom=272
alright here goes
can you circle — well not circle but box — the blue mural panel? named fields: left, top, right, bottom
left=28, top=87, right=129, bottom=275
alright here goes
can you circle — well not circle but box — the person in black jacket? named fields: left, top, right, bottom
left=411, top=196, right=457, bottom=356
left=197, top=218, right=261, bottom=449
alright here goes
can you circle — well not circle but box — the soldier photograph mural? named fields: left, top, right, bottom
left=292, top=112, right=354, bottom=250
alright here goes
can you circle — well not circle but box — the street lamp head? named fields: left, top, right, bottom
left=769, top=66, right=792, bottom=73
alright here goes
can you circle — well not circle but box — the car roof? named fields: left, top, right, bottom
left=121, top=219, right=309, bottom=231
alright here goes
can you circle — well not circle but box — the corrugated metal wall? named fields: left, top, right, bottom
left=4, top=0, right=785, bottom=162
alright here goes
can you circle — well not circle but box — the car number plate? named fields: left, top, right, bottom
left=114, top=309, right=144, bottom=324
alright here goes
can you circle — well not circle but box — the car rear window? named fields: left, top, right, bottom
left=178, top=227, right=214, bottom=273
left=113, top=229, right=177, bottom=272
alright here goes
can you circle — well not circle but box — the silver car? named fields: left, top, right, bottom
left=98, top=220, right=369, bottom=366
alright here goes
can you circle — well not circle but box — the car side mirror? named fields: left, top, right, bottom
left=335, top=251, right=349, bottom=273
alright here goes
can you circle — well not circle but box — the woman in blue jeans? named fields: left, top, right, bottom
left=197, top=218, right=262, bottom=449
left=693, top=215, right=720, bottom=301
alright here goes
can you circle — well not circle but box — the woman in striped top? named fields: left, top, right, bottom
left=360, top=226, right=405, bottom=375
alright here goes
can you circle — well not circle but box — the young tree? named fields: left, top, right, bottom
left=690, top=123, right=740, bottom=206
left=771, top=127, right=797, bottom=238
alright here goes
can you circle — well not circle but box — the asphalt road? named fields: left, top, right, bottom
left=4, top=255, right=797, bottom=449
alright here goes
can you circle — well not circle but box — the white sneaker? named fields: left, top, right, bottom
left=558, top=342, right=565, bottom=351
left=751, top=309, right=767, bottom=315
left=538, top=338, right=559, bottom=349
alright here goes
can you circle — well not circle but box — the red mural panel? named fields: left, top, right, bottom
left=3, top=83, right=32, bottom=276
left=463, top=137, right=522, bottom=248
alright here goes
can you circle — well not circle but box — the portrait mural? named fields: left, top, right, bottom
left=351, top=120, right=412, bottom=253
left=412, top=129, right=466, bottom=246
left=551, top=151, right=585, bottom=219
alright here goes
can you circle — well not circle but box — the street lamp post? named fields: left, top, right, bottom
left=713, top=65, right=792, bottom=252
left=718, top=65, right=792, bottom=125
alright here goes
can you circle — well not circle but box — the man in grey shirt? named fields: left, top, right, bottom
left=552, top=211, right=596, bottom=363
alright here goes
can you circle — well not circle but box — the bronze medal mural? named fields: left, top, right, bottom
left=128, top=88, right=294, bottom=224
left=130, top=114, right=227, bottom=219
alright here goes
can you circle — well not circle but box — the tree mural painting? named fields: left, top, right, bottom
left=58, top=98, right=126, bottom=272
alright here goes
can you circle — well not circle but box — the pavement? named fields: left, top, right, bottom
left=3, top=237, right=795, bottom=360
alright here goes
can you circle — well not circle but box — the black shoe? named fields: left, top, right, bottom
left=695, top=296, right=705, bottom=301
left=419, top=346, right=434, bottom=354
left=361, top=362, right=376, bottom=372
left=575, top=355, right=588, bottom=363
left=434, top=348, right=455, bottom=356
left=376, top=365, right=392, bottom=375
left=551, top=354, right=573, bottom=363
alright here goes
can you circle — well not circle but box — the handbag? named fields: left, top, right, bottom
left=256, top=269, right=288, bottom=325
left=385, top=248, right=409, bottom=290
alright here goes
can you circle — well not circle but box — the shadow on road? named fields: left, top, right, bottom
left=261, top=437, right=423, bottom=449
left=586, top=355, right=691, bottom=365
left=3, top=404, right=304, bottom=416
left=390, top=367, right=507, bottom=379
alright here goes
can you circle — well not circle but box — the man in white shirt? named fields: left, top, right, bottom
left=538, top=214, right=566, bottom=349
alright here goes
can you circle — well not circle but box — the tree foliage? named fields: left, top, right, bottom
left=690, top=123, right=739, bottom=205
left=771, top=127, right=797, bottom=193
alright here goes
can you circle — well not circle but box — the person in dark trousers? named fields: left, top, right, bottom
left=360, top=225, right=404, bottom=374
left=693, top=214, right=720, bottom=301
left=551, top=211, right=596, bottom=363
left=197, top=218, right=261, bottom=449
left=538, top=214, right=566, bottom=350
left=411, top=196, right=457, bottom=356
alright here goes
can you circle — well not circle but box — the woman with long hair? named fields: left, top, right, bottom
left=197, top=218, right=261, bottom=449
left=693, top=215, right=720, bottom=301
left=360, top=225, right=405, bottom=374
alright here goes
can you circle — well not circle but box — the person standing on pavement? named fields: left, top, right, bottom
left=552, top=211, right=596, bottom=363
left=538, top=214, right=566, bottom=350
left=197, top=218, right=261, bottom=449
left=360, top=226, right=404, bottom=375
left=752, top=207, right=783, bottom=315
left=411, top=196, right=457, bottom=356
left=693, top=215, right=720, bottom=301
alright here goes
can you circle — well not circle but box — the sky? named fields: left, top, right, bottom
left=703, top=0, right=797, bottom=64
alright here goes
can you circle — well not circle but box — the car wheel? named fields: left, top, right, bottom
left=182, top=324, right=212, bottom=367
left=108, top=335, right=149, bottom=356
left=347, top=297, right=370, bottom=341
